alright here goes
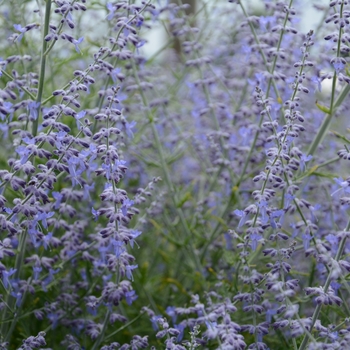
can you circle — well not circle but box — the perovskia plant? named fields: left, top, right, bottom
left=1, top=0, right=350, bottom=349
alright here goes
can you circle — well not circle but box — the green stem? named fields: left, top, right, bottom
left=307, top=2, right=344, bottom=156
left=307, top=72, right=337, bottom=157
left=131, top=60, right=203, bottom=273
left=298, top=220, right=350, bottom=350
left=236, top=0, right=294, bottom=187
left=43, top=0, right=78, bottom=57
left=91, top=310, right=111, bottom=350
left=32, top=0, right=51, bottom=137
left=0, top=70, right=36, bottom=100
left=1, top=229, right=27, bottom=340
left=199, top=0, right=297, bottom=259
left=104, top=309, right=145, bottom=341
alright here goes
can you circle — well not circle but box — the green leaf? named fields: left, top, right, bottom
left=330, top=130, right=350, bottom=144
left=315, top=101, right=330, bottom=114
left=148, top=219, right=184, bottom=247
left=165, top=148, right=185, bottom=165
left=209, top=215, right=229, bottom=230
left=176, top=191, right=192, bottom=208
left=295, top=167, right=337, bottom=182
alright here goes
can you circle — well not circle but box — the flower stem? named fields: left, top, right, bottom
left=32, top=0, right=51, bottom=137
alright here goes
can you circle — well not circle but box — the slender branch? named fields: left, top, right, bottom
left=32, top=0, right=51, bottom=137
